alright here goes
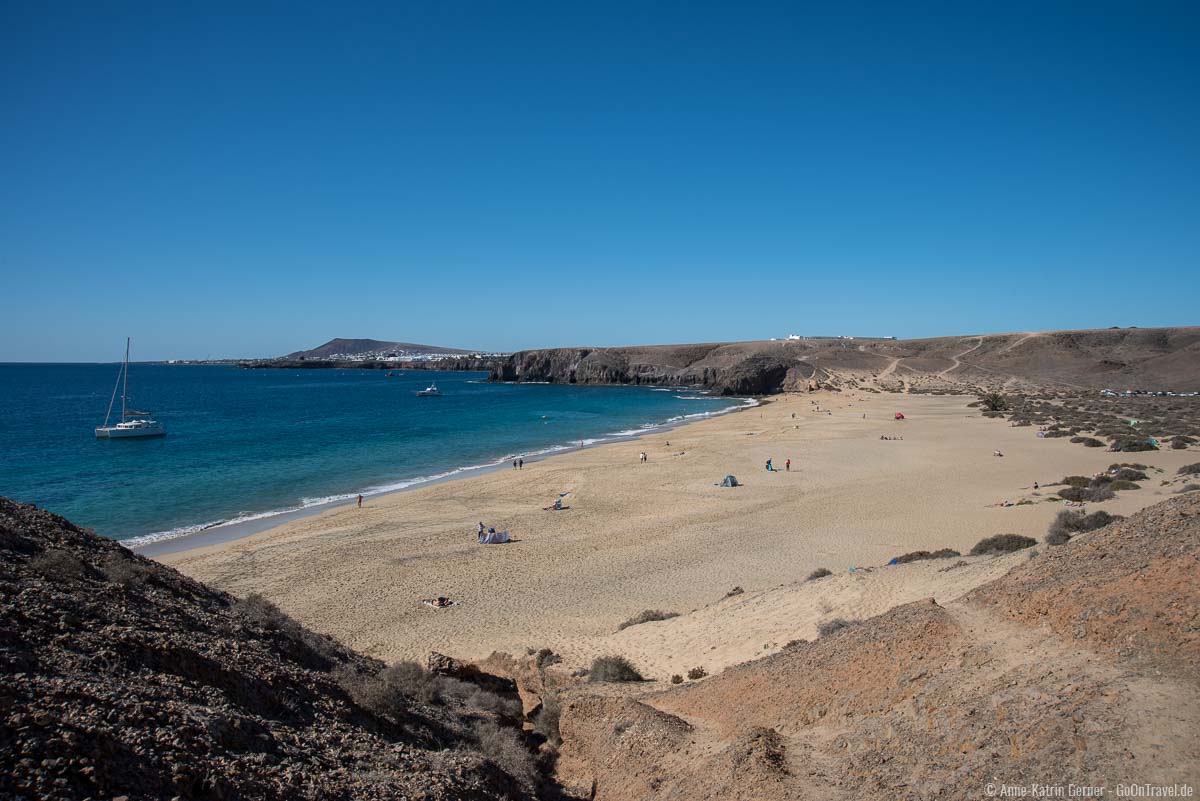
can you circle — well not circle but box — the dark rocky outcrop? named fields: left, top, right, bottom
left=0, top=498, right=535, bottom=801
left=489, top=345, right=822, bottom=395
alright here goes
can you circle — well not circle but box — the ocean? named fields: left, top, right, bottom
left=0, top=363, right=748, bottom=546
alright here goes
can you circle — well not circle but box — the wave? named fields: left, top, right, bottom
left=126, top=395, right=759, bottom=550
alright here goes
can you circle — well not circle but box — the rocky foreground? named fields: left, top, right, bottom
left=524, top=494, right=1200, bottom=799
left=0, top=498, right=537, bottom=801
left=3, top=492, right=1199, bottom=800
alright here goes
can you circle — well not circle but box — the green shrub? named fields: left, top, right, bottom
left=1108, top=480, right=1140, bottom=491
left=1061, top=476, right=1090, bottom=488
left=980, top=392, right=1009, bottom=412
left=588, top=655, right=644, bottom=683
left=970, top=534, right=1037, bottom=555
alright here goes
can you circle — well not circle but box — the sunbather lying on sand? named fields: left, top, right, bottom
left=422, top=597, right=455, bottom=609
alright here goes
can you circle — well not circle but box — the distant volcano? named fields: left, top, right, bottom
left=284, top=338, right=476, bottom=360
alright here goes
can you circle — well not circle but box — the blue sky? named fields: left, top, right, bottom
left=2, top=1, right=1197, bottom=361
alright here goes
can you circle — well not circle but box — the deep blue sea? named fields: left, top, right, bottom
left=0, top=364, right=746, bottom=545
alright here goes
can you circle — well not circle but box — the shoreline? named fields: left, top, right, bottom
left=155, top=389, right=1200, bottom=668
left=135, top=394, right=760, bottom=557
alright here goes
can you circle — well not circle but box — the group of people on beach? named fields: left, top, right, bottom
left=511, top=458, right=524, bottom=469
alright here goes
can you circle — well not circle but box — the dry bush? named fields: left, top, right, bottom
left=670, top=674, right=684, bottom=684
left=1058, top=485, right=1115, bottom=503
left=1112, top=467, right=1148, bottom=481
left=686, top=666, right=708, bottom=680
left=30, top=548, right=89, bottom=581
left=893, top=548, right=960, bottom=564
left=1060, top=476, right=1091, bottom=488
left=101, top=553, right=154, bottom=587
left=337, top=661, right=519, bottom=718
left=233, top=593, right=294, bottom=631
left=1110, top=439, right=1157, bottom=452
left=1070, top=436, right=1105, bottom=447
left=532, top=692, right=561, bottom=747
left=616, top=610, right=680, bottom=631
left=806, top=568, right=832, bottom=581
left=1177, top=484, right=1200, bottom=493
left=817, top=618, right=856, bottom=637
left=472, top=721, right=538, bottom=788
left=1178, top=463, right=1200, bottom=476
left=1108, top=480, right=1140, bottom=491
left=724, top=586, right=744, bottom=598
left=588, top=655, right=644, bottom=683
left=1046, top=510, right=1121, bottom=546
left=970, top=534, right=1037, bottom=555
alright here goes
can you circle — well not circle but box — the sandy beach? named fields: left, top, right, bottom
left=159, top=390, right=1198, bottom=673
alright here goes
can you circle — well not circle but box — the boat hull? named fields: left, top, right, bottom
left=95, top=425, right=166, bottom=439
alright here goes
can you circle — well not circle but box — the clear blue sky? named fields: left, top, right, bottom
left=2, top=1, right=1197, bottom=361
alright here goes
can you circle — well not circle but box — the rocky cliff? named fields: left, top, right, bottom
left=489, top=326, right=1200, bottom=394
left=0, top=498, right=537, bottom=801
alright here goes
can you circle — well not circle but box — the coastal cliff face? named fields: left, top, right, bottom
left=490, top=345, right=821, bottom=395
left=490, top=326, right=1200, bottom=394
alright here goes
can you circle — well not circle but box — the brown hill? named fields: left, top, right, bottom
left=548, top=494, right=1200, bottom=800
left=490, top=326, right=1200, bottom=394
left=285, top=338, right=475, bottom=359
left=0, top=498, right=537, bottom=801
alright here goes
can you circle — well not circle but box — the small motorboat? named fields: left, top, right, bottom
left=416, top=382, right=442, bottom=397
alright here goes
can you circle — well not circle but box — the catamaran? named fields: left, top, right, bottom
left=95, top=338, right=166, bottom=438
left=415, top=381, right=442, bottom=397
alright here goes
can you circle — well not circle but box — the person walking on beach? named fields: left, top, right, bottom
left=512, top=460, right=518, bottom=470
left=518, top=458, right=524, bottom=469
left=357, top=494, right=363, bottom=508
left=785, top=458, right=791, bottom=471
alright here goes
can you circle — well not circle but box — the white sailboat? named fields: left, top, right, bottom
left=95, top=338, right=166, bottom=438
left=415, top=381, right=442, bottom=397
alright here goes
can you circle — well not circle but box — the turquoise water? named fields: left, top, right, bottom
left=0, top=364, right=746, bottom=544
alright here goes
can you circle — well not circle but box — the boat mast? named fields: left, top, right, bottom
left=121, top=337, right=129, bottom=420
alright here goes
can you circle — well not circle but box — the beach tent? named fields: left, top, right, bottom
left=719, top=475, right=740, bottom=487
left=894, top=412, right=905, bottom=420
left=479, top=530, right=510, bottom=545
